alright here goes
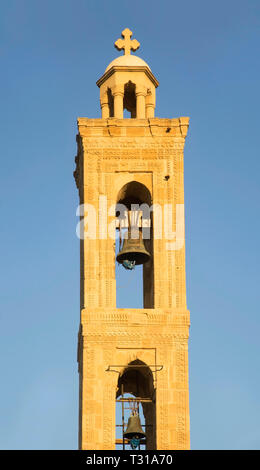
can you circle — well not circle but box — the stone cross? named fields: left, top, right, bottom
left=114, top=28, right=140, bottom=56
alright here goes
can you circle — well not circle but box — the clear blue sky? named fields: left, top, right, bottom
left=0, top=0, right=260, bottom=450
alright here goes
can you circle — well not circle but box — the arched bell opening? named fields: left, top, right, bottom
left=117, top=180, right=151, bottom=208
left=116, top=360, right=156, bottom=450
left=107, top=88, right=114, bottom=117
left=115, top=181, right=154, bottom=308
left=123, top=81, right=136, bottom=118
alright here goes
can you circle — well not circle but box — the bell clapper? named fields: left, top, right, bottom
left=122, top=260, right=136, bottom=270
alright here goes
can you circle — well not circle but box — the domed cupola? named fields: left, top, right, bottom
left=96, top=28, right=159, bottom=119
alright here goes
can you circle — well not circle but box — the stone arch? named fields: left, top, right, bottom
left=116, top=181, right=154, bottom=308
left=116, top=180, right=152, bottom=208
left=116, top=359, right=156, bottom=449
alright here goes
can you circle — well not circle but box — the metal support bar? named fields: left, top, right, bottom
left=106, top=364, right=163, bottom=373
left=116, top=424, right=152, bottom=427
left=121, top=383, right=125, bottom=450
left=116, top=397, right=153, bottom=403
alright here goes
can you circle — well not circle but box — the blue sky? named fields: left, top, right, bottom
left=0, top=0, right=260, bottom=449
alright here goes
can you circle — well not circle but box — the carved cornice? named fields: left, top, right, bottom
left=76, top=117, right=189, bottom=141
left=96, top=66, right=159, bottom=88
left=81, top=332, right=190, bottom=344
left=80, top=308, right=190, bottom=326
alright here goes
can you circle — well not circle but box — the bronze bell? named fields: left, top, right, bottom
left=123, top=413, right=146, bottom=440
left=116, top=227, right=151, bottom=266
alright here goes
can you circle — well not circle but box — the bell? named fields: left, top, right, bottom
left=123, top=413, right=146, bottom=440
left=116, top=228, right=151, bottom=266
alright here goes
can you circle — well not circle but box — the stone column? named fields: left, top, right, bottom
left=136, top=85, right=146, bottom=119
left=145, top=90, right=155, bottom=118
left=100, top=91, right=110, bottom=118
left=113, top=85, right=124, bottom=119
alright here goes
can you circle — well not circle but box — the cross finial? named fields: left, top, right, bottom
left=114, top=28, right=140, bottom=56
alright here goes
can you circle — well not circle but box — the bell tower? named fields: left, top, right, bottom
left=74, top=28, right=190, bottom=450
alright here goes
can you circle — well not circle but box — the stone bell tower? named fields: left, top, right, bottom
left=74, top=28, right=190, bottom=450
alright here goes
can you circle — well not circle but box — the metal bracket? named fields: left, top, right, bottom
left=106, top=364, right=163, bottom=374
